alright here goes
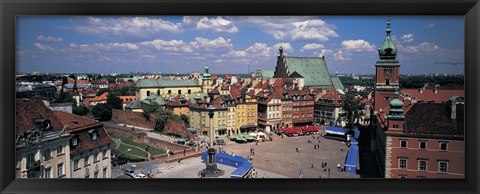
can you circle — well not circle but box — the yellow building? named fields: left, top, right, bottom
left=164, top=96, right=191, bottom=116
left=234, top=95, right=258, bottom=134
left=136, top=79, right=202, bottom=101
left=189, top=97, right=228, bottom=139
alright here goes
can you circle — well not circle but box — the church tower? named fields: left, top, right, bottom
left=386, top=89, right=405, bottom=131
left=374, top=16, right=401, bottom=113
left=273, top=47, right=288, bottom=78
left=202, top=65, right=212, bottom=94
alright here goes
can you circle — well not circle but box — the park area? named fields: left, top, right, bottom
left=109, top=132, right=165, bottom=161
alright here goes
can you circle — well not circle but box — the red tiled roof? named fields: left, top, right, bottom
left=90, top=92, right=108, bottom=101
left=165, top=96, right=192, bottom=107
left=401, top=89, right=464, bottom=104
left=119, top=96, right=136, bottom=103
left=16, top=99, right=64, bottom=138
left=54, top=111, right=103, bottom=133
left=70, top=127, right=112, bottom=154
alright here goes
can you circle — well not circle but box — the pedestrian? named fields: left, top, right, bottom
left=337, top=163, right=341, bottom=170
left=256, top=142, right=258, bottom=146
left=341, top=147, right=344, bottom=152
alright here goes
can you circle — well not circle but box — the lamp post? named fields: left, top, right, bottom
left=205, top=110, right=218, bottom=173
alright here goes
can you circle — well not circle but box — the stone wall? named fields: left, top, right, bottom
left=111, top=109, right=155, bottom=129
left=163, top=119, right=193, bottom=138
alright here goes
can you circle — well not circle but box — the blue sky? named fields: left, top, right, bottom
left=16, top=16, right=464, bottom=75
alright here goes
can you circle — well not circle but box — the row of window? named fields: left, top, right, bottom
left=43, top=163, right=64, bottom=178
left=293, top=114, right=313, bottom=119
left=400, top=140, right=448, bottom=151
left=30, top=145, right=65, bottom=162
left=398, top=158, right=449, bottom=173
left=146, top=89, right=192, bottom=97
left=268, top=106, right=281, bottom=111
left=73, top=150, right=109, bottom=170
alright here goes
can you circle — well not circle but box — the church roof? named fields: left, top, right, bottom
left=137, top=79, right=199, bottom=88
left=284, top=56, right=333, bottom=88
left=261, top=69, right=275, bottom=78
left=404, top=103, right=464, bottom=137
left=330, top=76, right=345, bottom=90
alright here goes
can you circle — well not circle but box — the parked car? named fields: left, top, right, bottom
left=133, top=173, right=146, bottom=178
left=187, top=141, right=198, bottom=147
left=111, top=157, right=127, bottom=166
left=124, top=169, right=136, bottom=177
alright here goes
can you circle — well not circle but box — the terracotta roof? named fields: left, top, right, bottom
left=318, top=88, right=342, bottom=105
left=253, top=81, right=263, bottom=89
left=119, top=96, right=136, bottom=103
left=16, top=99, right=64, bottom=138
left=401, top=89, right=464, bottom=104
left=54, top=111, right=103, bottom=133
left=229, top=85, right=242, bottom=103
left=165, top=96, right=192, bottom=107
left=70, top=127, right=111, bottom=154
left=68, top=80, right=88, bottom=84
left=90, top=92, right=109, bottom=101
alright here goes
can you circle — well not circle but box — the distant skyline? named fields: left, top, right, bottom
left=16, top=16, right=464, bottom=75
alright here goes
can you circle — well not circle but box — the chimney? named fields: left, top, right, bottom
left=451, top=100, right=457, bottom=120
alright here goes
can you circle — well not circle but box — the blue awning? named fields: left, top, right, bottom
left=201, top=151, right=253, bottom=178
left=353, top=129, right=360, bottom=139
left=345, top=145, right=359, bottom=174
left=325, top=126, right=345, bottom=136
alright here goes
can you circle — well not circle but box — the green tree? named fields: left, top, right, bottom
left=92, top=103, right=112, bottom=121
left=338, top=93, right=365, bottom=132
left=57, top=92, right=75, bottom=104
left=180, top=114, right=189, bottom=128
left=97, top=88, right=111, bottom=96
left=107, top=93, right=123, bottom=110
left=73, top=105, right=89, bottom=116
left=142, top=101, right=160, bottom=122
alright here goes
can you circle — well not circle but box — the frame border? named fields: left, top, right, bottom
left=1, top=0, right=479, bottom=194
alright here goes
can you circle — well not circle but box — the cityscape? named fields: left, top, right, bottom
left=15, top=16, right=464, bottom=179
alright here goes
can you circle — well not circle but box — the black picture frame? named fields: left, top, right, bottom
left=1, top=0, right=479, bottom=194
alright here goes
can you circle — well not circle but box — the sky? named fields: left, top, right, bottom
left=16, top=16, right=464, bottom=75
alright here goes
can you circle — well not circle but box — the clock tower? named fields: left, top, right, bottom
left=374, top=16, right=400, bottom=113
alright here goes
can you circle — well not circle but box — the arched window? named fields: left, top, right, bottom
left=188, top=90, right=191, bottom=94
left=178, top=90, right=182, bottom=95
left=146, top=91, right=150, bottom=96
left=157, top=89, right=160, bottom=96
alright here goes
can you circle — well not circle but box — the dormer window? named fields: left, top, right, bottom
left=72, top=137, right=78, bottom=146
left=92, top=132, right=98, bottom=141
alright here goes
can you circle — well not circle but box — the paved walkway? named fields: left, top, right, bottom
left=103, top=122, right=176, bottom=142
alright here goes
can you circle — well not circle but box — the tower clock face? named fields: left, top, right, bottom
left=384, top=69, right=392, bottom=79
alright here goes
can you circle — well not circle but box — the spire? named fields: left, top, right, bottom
left=279, top=47, right=284, bottom=56
left=378, top=16, right=397, bottom=60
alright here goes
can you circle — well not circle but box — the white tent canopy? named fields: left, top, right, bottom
left=249, top=132, right=258, bottom=137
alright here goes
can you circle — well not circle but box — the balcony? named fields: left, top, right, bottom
left=27, top=160, right=41, bottom=172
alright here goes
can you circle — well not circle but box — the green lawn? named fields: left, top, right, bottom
left=109, top=132, right=166, bottom=157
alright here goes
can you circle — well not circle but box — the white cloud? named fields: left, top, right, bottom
left=425, top=23, right=435, bottom=29
left=300, top=43, right=325, bottom=52
left=34, top=42, right=54, bottom=51
left=196, top=17, right=238, bottom=33
left=141, top=39, right=191, bottom=52
left=318, top=49, right=334, bottom=58
left=62, top=16, right=182, bottom=38
left=341, top=39, right=375, bottom=52
left=189, top=37, right=233, bottom=52
left=36, top=35, right=63, bottom=42
left=333, top=50, right=350, bottom=61
left=400, top=34, right=414, bottom=43
left=273, top=42, right=294, bottom=53
left=232, top=17, right=338, bottom=41
left=397, top=42, right=444, bottom=54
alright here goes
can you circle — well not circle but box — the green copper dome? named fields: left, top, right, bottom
left=389, top=90, right=403, bottom=108
left=203, top=65, right=211, bottom=79
left=378, top=16, right=398, bottom=60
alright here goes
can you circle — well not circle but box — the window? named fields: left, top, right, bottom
left=72, top=138, right=78, bottom=146
left=57, top=145, right=64, bottom=156
left=440, top=142, right=448, bottom=151
left=74, top=159, right=80, bottom=170
left=94, top=153, right=99, bottom=162
left=94, top=171, right=99, bottom=178
left=27, top=153, right=35, bottom=163
left=146, top=91, right=150, bottom=96
left=398, top=158, right=407, bottom=169
left=103, top=168, right=107, bottom=178
left=44, top=167, right=52, bottom=178
left=439, top=161, right=448, bottom=173
left=418, top=160, right=427, bottom=171
left=419, top=141, right=427, bottom=149
left=92, top=132, right=98, bottom=141
left=84, top=156, right=90, bottom=166
left=400, top=140, right=407, bottom=148
left=57, top=163, right=64, bottom=177
left=102, top=150, right=107, bottom=159
left=44, top=149, right=52, bottom=160
left=399, top=174, right=407, bottom=178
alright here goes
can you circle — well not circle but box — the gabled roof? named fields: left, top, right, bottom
left=54, top=111, right=102, bottom=133
left=284, top=56, right=333, bottom=88
left=165, top=96, right=192, bottom=107
left=16, top=99, right=64, bottom=138
left=288, top=71, right=304, bottom=78
left=137, top=79, right=199, bottom=88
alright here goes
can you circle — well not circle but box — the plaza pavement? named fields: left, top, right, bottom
left=112, top=133, right=360, bottom=179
